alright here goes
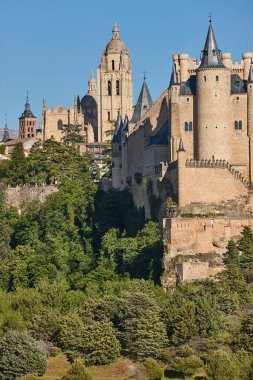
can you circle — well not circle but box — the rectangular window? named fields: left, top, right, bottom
left=107, top=111, right=110, bottom=121
left=216, top=76, right=219, bottom=81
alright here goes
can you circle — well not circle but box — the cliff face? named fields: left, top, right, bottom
left=4, top=185, right=58, bottom=212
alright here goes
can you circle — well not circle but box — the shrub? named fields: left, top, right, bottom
left=17, top=375, right=40, bottom=380
left=168, top=355, right=204, bottom=377
left=143, top=358, right=164, bottom=380
left=0, top=331, right=47, bottom=379
left=62, top=358, right=92, bottom=380
left=207, top=350, right=240, bottom=380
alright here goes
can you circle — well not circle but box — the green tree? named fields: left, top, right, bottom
left=0, top=331, right=47, bottom=380
left=61, top=124, right=83, bottom=146
left=143, top=358, right=164, bottom=380
left=207, top=350, right=240, bottom=380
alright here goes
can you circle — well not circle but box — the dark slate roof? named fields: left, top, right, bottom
left=180, top=75, right=196, bottom=95
left=231, top=74, right=247, bottom=94
left=81, top=94, right=97, bottom=111
left=1, top=125, right=10, bottom=143
left=177, top=137, right=186, bottom=152
left=198, top=21, right=224, bottom=69
left=112, top=112, right=123, bottom=143
left=147, top=123, right=168, bottom=146
left=169, top=64, right=179, bottom=87
left=122, top=114, right=129, bottom=132
left=248, top=66, right=253, bottom=83
left=131, top=79, right=153, bottom=123
left=19, top=97, right=36, bottom=119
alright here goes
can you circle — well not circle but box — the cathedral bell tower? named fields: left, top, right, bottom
left=97, top=23, right=133, bottom=142
left=18, top=94, right=36, bottom=140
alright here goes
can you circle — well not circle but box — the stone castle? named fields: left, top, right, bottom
left=111, top=20, right=253, bottom=287
left=3, top=19, right=253, bottom=286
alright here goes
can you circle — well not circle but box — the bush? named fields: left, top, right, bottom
left=207, top=350, right=240, bottom=380
left=143, top=358, right=164, bottom=380
left=62, top=358, right=92, bottom=380
left=17, top=375, right=40, bottom=380
left=0, top=331, right=47, bottom=379
left=168, top=355, right=204, bottom=377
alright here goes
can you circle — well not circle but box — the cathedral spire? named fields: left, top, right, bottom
left=248, top=65, right=253, bottom=83
left=2, top=114, right=10, bottom=143
left=199, top=20, right=224, bottom=69
left=112, top=22, right=120, bottom=40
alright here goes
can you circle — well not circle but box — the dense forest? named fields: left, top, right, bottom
left=0, top=141, right=253, bottom=379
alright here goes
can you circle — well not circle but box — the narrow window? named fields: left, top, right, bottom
left=187, top=98, right=189, bottom=102
left=116, top=80, right=120, bottom=95
left=239, top=120, right=242, bottom=130
left=27, top=134, right=30, bottom=138
left=108, top=81, right=112, bottom=96
left=235, top=121, right=238, bottom=130
left=216, top=76, right=219, bottom=81
left=204, top=76, right=207, bottom=82
left=28, top=127, right=30, bottom=132
left=107, top=111, right=110, bottom=121
left=189, top=122, right=193, bottom=131
left=57, top=119, right=63, bottom=130
left=184, top=122, right=188, bottom=131
left=237, top=96, right=239, bottom=101
left=112, top=60, right=115, bottom=70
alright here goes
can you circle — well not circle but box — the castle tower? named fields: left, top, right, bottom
left=247, top=66, right=253, bottom=183
left=2, top=121, right=10, bottom=143
left=18, top=93, right=36, bottom=140
left=97, top=22, right=133, bottom=142
left=169, top=64, right=181, bottom=161
left=111, top=111, right=123, bottom=188
left=196, top=20, right=231, bottom=161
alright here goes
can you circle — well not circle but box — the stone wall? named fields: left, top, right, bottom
left=5, top=185, right=58, bottom=212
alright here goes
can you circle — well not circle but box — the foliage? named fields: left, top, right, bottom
left=62, top=358, right=92, bottom=380
left=168, top=355, right=204, bottom=377
left=206, top=350, right=240, bottom=380
left=61, top=124, right=83, bottom=146
left=143, top=358, right=164, bottom=380
left=0, top=331, right=47, bottom=380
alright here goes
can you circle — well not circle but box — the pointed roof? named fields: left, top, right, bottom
left=248, top=65, right=253, bottom=83
left=19, top=93, right=36, bottom=119
left=122, top=114, right=129, bottom=132
left=198, top=21, right=224, bottom=69
left=169, top=64, right=179, bottom=86
left=131, top=78, right=153, bottom=124
left=177, top=137, right=186, bottom=152
left=112, top=111, right=123, bottom=143
left=2, top=123, right=10, bottom=143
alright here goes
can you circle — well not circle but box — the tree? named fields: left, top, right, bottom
left=207, top=350, right=240, bottom=380
left=61, top=124, right=83, bottom=146
left=168, top=355, right=204, bottom=378
left=62, top=358, right=92, bottom=380
left=0, top=331, right=47, bottom=380
left=143, top=358, right=164, bottom=380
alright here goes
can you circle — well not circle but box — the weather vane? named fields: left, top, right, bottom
left=143, top=71, right=146, bottom=80
left=209, top=12, right=212, bottom=23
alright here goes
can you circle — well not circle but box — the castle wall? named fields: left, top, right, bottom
left=178, top=162, right=248, bottom=207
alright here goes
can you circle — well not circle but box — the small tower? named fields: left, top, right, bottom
left=196, top=20, right=231, bottom=161
left=130, top=75, right=153, bottom=125
left=247, top=65, right=253, bottom=183
left=19, top=93, right=36, bottom=140
left=169, top=64, right=181, bottom=161
left=97, top=22, right=133, bottom=142
left=87, top=69, right=97, bottom=97
left=121, top=113, right=129, bottom=187
left=112, top=111, right=123, bottom=189
left=177, top=137, right=187, bottom=207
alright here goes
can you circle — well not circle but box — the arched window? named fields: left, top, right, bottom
left=57, top=119, right=63, bottom=130
left=204, top=76, right=207, bottom=82
left=108, top=81, right=112, bottom=96
left=239, top=120, right=242, bottom=130
left=235, top=121, right=238, bottom=130
left=184, top=122, right=188, bottom=131
left=216, top=76, right=219, bottom=82
left=116, top=80, right=120, bottom=95
left=112, top=60, right=115, bottom=70
left=189, top=122, right=193, bottom=131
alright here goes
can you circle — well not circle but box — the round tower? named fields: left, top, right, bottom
left=196, top=21, right=231, bottom=161
left=247, top=66, right=253, bottom=183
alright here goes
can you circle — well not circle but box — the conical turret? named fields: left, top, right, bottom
left=248, top=65, right=253, bottom=83
left=131, top=77, right=153, bottom=123
left=169, top=64, right=179, bottom=86
left=198, top=20, right=224, bottom=69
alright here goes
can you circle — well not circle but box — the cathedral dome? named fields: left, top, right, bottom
left=105, top=22, right=126, bottom=52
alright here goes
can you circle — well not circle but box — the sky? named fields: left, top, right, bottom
left=0, top=0, right=253, bottom=132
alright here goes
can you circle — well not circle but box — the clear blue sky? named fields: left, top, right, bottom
left=0, top=0, right=253, bottom=132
